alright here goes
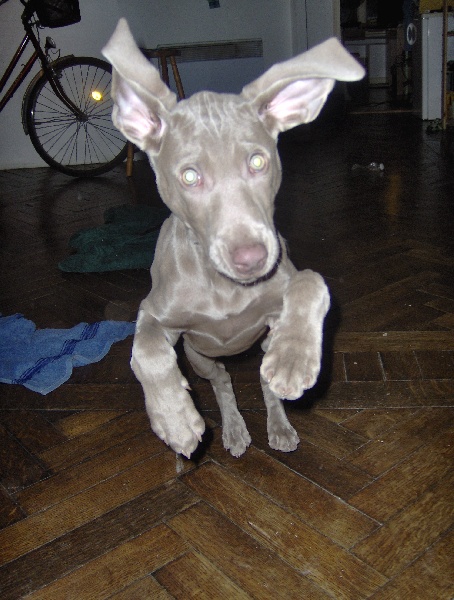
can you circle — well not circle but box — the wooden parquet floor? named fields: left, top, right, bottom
left=0, top=113, right=453, bottom=599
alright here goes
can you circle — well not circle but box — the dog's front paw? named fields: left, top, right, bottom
left=147, top=389, right=205, bottom=458
left=261, top=342, right=321, bottom=400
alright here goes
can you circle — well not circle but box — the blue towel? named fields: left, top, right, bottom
left=0, top=314, right=136, bottom=395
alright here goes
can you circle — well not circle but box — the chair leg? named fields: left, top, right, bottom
left=126, top=142, right=134, bottom=177
left=170, top=56, right=185, bottom=100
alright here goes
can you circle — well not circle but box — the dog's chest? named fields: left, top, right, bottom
left=184, top=314, right=268, bottom=356
left=181, top=288, right=282, bottom=356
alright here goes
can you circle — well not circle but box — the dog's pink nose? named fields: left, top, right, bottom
left=232, top=243, right=267, bottom=275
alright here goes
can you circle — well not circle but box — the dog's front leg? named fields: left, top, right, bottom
left=131, top=307, right=205, bottom=458
left=261, top=269, right=330, bottom=401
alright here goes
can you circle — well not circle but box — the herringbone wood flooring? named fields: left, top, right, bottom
left=0, top=113, right=453, bottom=599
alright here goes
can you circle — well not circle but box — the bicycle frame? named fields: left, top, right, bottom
left=0, top=7, right=84, bottom=118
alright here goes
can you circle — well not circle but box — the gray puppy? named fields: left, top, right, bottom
left=102, top=20, right=364, bottom=458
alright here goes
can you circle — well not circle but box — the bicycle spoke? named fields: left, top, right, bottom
left=86, top=121, right=126, bottom=151
left=39, top=122, right=77, bottom=157
left=84, top=128, right=104, bottom=164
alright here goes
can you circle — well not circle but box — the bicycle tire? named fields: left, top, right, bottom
left=25, top=56, right=128, bottom=177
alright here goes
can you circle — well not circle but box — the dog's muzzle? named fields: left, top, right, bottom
left=231, top=243, right=268, bottom=277
left=211, top=235, right=282, bottom=286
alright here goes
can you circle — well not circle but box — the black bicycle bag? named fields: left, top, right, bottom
left=33, top=0, right=81, bottom=28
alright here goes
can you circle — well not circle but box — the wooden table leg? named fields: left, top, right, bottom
left=126, top=142, right=134, bottom=177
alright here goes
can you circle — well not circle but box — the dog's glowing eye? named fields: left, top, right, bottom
left=249, top=154, right=266, bottom=172
left=181, top=168, right=199, bottom=186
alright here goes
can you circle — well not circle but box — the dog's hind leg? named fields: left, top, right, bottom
left=261, top=378, right=300, bottom=452
left=184, top=339, right=251, bottom=457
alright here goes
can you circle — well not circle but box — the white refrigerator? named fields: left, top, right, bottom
left=413, top=12, right=454, bottom=120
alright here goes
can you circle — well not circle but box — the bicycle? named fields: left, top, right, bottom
left=0, top=0, right=128, bottom=176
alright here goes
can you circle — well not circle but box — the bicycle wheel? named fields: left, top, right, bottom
left=25, top=56, right=128, bottom=177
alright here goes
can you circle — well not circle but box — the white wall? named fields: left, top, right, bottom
left=305, top=0, right=340, bottom=48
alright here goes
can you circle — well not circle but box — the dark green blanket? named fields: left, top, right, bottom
left=59, top=204, right=169, bottom=272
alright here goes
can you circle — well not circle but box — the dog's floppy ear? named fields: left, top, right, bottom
left=102, top=19, right=177, bottom=153
left=242, top=38, right=365, bottom=137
